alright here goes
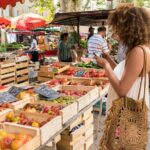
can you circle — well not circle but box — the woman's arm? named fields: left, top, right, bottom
left=95, top=47, right=144, bottom=97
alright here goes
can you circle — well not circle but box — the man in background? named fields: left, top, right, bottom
left=87, top=26, right=95, bottom=40
left=87, top=26, right=109, bottom=57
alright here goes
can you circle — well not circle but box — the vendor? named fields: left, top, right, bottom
left=30, top=35, right=39, bottom=62
left=58, top=33, right=72, bottom=62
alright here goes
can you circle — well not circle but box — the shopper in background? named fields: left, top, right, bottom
left=95, top=4, right=150, bottom=149
left=112, top=33, right=126, bottom=63
left=30, top=35, right=38, bottom=50
left=58, top=33, right=72, bottom=62
left=87, top=26, right=95, bottom=40
left=87, top=27, right=109, bottom=58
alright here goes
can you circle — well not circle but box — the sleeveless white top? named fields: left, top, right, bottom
left=107, top=60, right=149, bottom=112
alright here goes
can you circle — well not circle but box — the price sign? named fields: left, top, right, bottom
left=0, top=92, right=17, bottom=104
left=74, top=70, right=85, bottom=77
left=8, top=86, right=23, bottom=97
left=35, top=84, right=60, bottom=99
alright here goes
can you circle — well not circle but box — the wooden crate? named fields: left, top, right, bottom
left=39, top=64, right=70, bottom=79
left=61, top=125, right=84, bottom=141
left=54, top=85, right=99, bottom=111
left=0, top=62, right=16, bottom=86
left=0, top=110, right=62, bottom=145
left=57, top=136, right=85, bottom=150
left=83, top=115, right=94, bottom=131
left=1, top=122, right=40, bottom=150
left=83, top=125, right=94, bottom=139
left=29, top=62, right=40, bottom=70
left=38, top=76, right=52, bottom=82
left=15, top=56, right=29, bottom=84
left=84, top=135, right=94, bottom=150
left=82, top=107, right=93, bottom=120
left=36, top=100, right=78, bottom=124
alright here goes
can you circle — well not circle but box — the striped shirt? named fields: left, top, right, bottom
left=87, top=34, right=109, bottom=56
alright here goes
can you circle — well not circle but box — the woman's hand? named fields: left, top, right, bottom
left=94, top=56, right=109, bottom=68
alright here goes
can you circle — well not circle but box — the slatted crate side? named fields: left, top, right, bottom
left=82, top=107, right=93, bottom=121
left=0, top=62, right=16, bottom=68
left=61, top=125, right=84, bottom=141
left=83, top=125, right=94, bottom=140
left=16, top=75, right=29, bottom=83
left=0, top=72, right=15, bottom=79
left=38, top=71, right=55, bottom=78
left=16, top=68, right=28, bottom=76
left=1, top=76, right=15, bottom=85
left=38, top=76, right=52, bottom=82
left=84, top=135, right=94, bottom=150
left=0, top=66, right=16, bottom=75
left=2, top=122, right=40, bottom=150
left=16, top=62, right=29, bottom=69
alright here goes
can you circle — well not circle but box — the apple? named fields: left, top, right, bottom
left=0, top=136, right=14, bottom=149
left=43, top=107, right=49, bottom=113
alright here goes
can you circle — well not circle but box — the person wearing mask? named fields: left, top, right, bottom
left=87, top=27, right=109, bottom=58
left=58, top=33, right=72, bottom=62
left=87, top=26, right=95, bottom=40
left=95, top=4, right=150, bottom=149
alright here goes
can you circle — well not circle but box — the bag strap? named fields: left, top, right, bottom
left=137, top=46, right=147, bottom=107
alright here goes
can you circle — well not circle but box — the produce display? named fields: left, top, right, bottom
left=75, top=61, right=101, bottom=69
left=0, top=130, right=32, bottom=150
left=46, top=78, right=68, bottom=87
left=41, top=96, right=76, bottom=105
left=23, top=103, right=62, bottom=116
left=5, top=112, right=51, bottom=128
left=58, top=90, right=87, bottom=97
left=64, top=68, right=107, bottom=78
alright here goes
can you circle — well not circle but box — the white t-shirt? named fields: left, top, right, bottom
left=31, top=39, right=38, bottom=49
left=87, top=34, right=109, bottom=57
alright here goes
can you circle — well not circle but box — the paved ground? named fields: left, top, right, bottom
left=91, top=112, right=150, bottom=150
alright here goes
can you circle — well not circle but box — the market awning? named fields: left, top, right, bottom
left=50, top=10, right=112, bottom=26
left=11, top=13, right=46, bottom=30
left=16, top=17, right=46, bottom=30
left=0, top=17, right=11, bottom=26
left=0, top=0, right=24, bottom=9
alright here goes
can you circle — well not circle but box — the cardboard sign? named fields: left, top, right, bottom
left=0, top=92, right=17, bottom=104
left=8, top=86, right=23, bottom=97
left=74, top=70, right=85, bottom=77
left=35, top=84, right=60, bottom=99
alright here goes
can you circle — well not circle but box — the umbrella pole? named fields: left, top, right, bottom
left=77, top=17, right=80, bottom=46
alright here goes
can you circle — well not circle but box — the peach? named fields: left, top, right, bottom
left=11, top=140, right=23, bottom=150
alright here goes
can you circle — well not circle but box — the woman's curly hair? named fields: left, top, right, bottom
left=108, top=4, right=150, bottom=53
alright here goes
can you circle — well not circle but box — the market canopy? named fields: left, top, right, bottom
left=50, top=10, right=112, bottom=26
left=0, top=17, right=11, bottom=26
left=0, top=0, right=24, bottom=9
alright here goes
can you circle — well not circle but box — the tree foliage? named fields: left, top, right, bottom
left=33, top=0, right=56, bottom=21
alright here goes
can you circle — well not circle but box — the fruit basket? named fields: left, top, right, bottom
left=0, top=122, right=40, bottom=150
left=0, top=110, right=62, bottom=145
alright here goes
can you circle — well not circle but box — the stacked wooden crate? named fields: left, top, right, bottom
left=38, top=64, right=70, bottom=82
left=0, top=62, right=16, bottom=86
left=57, top=107, right=94, bottom=150
left=15, top=56, right=29, bottom=84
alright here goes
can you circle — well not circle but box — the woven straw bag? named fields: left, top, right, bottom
left=100, top=47, right=149, bottom=150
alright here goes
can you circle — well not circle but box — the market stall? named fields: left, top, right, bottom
left=0, top=59, right=109, bottom=150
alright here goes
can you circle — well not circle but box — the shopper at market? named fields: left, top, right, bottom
left=87, top=26, right=95, bottom=40
left=95, top=4, right=150, bottom=149
left=87, top=26, right=109, bottom=58
left=112, top=33, right=126, bottom=63
left=58, top=33, right=72, bottom=62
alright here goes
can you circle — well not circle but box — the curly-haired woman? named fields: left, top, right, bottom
left=95, top=4, right=150, bottom=149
